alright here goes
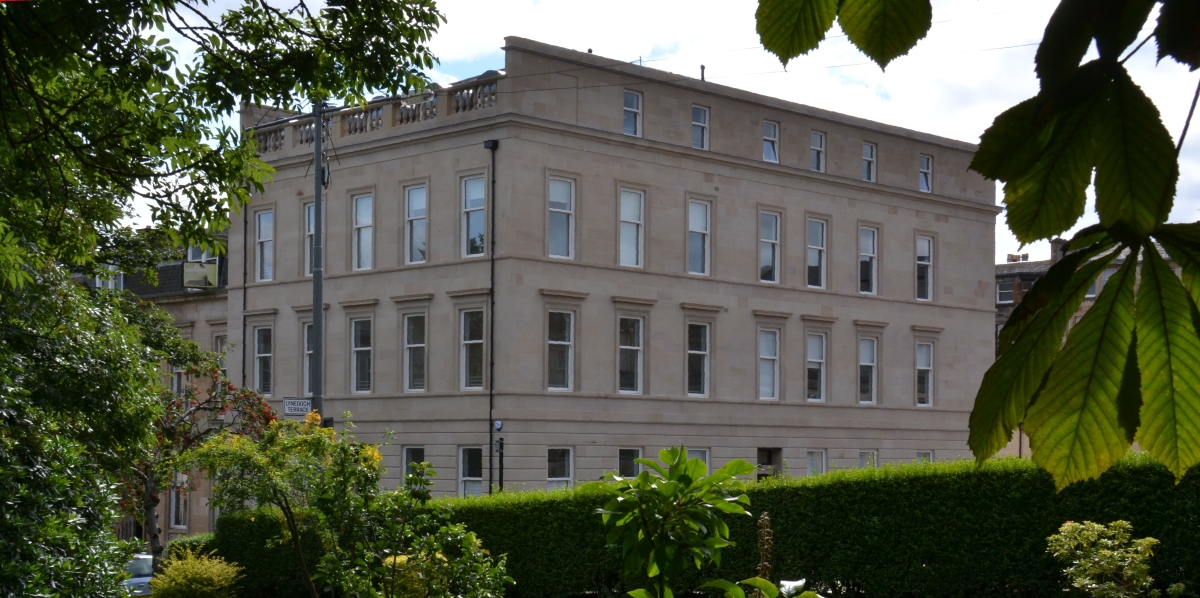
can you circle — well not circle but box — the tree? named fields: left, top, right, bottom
left=756, top=0, right=1200, bottom=487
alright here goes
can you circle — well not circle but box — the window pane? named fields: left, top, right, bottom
left=692, top=124, right=705, bottom=148
left=759, top=330, right=778, bottom=358
left=549, top=212, right=571, bottom=257
left=806, top=334, right=823, bottom=359
left=860, top=256, right=874, bottom=293
left=409, top=219, right=427, bottom=262
left=466, top=210, right=486, bottom=255
left=409, top=347, right=425, bottom=390
left=547, top=449, right=571, bottom=479
left=759, top=359, right=776, bottom=398
left=464, top=177, right=486, bottom=209
left=859, top=365, right=873, bottom=402
left=807, top=451, right=824, bottom=475
left=761, top=242, right=776, bottom=281
left=407, top=315, right=425, bottom=345
left=619, top=348, right=639, bottom=391
left=355, top=349, right=371, bottom=392
left=761, top=213, right=778, bottom=241
left=355, top=196, right=372, bottom=225
left=618, top=449, right=640, bottom=477
left=619, top=318, right=640, bottom=347
left=464, top=311, right=484, bottom=341
left=689, top=202, right=708, bottom=232
left=860, top=228, right=875, bottom=254
left=918, top=343, right=933, bottom=368
left=688, top=231, right=707, bottom=273
left=687, top=354, right=706, bottom=394
left=918, top=237, right=932, bottom=260
left=465, top=344, right=484, bottom=387
left=917, top=370, right=930, bottom=404
left=763, top=121, right=777, bottom=138
left=692, top=106, right=707, bottom=124
left=620, top=222, right=640, bottom=266
left=407, top=187, right=427, bottom=217
left=549, top=179, right=573, bottom=211
left=620, top=191, right=642, bottom=221
left=764, top=139, right=778, bottom=162
left=549, top=312, right=572, bottom=342
left=257, top=211, right=273, bottom=239
left=863, top=143, right=874, bottom=159
left=808, top=220, right=824, bottom=247
left=807, top=249, right=823, bottom=286
left=404, top=447, right=425, bottom=475
left=624, top=111, right=638, bottom=136
left=687, top=449, right=708, bottom=465
left=357, top=227, right=373, bottom=269
left=463, top=447, right=482, bottom=478
left=859, top=338, right=875, bottom=364
left=806, top=364, right=821, bottom=400
left=548, top=346, right=570, bottom=388
left=624, top=91, right=640, bottom=110
left=354, top=320, right=371, bottom=348
left=917, top=264, right=931, bottom=300
left=688, top=324, right=708, bottom=352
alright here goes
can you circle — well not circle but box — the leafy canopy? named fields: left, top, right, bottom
left=756, top=0, right=1200, bottom=487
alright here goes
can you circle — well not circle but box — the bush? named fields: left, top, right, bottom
left=149, top=548, right=243, bottom=598
left=166, top=533, right=214, bottom=559
left=439, top=455, right=1200, bottom=598
left=212, top=507, right=324, bottom=598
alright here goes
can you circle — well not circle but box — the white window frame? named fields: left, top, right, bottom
left=997, top=281, right=1015, bottom=304
left=687, top=200, right=710, bottom=276
left=461, top=310, right=485, bottom=390
left=859, top=451, right=879, bottom=469
left=687, top=448, right=709, bottom=473
left=806, top=450, right=827, bottom=476
left=618, top=316, right=643, bottom=394
left=916, top=236, right=933, bottom=301
left=405, top=185, right=428, bottom=265
left=169, top=475, right=188, bottom=529
left=862, top=142, right=877, bottom=182
left=350, top=318, right=372, bottom=393
left=619, top=189, right=644, bottom=268
left=618, top=448, right=642, bottom=477
left=459, top=446, right=483, bottom=497
left=806, top=333, right=826, bottom=402
left=623, top=90, right=642, bottom=137
left=404, top=313, right=427, bottom=392
left=170, top=366, right=186, bottom=396
left=919, top=154, right=934, bottom=193
left=807, top=219, right=826, bottom=289
left=255, top=210, right=274, bottom=282
left=352, top=194, right=373, bottom=270
left=254, top=326, right=272, bottom=396
left=859, top=227, right=878, bottom=295
left=403, top=446, right=426, bottom=478
left=686, top=322, right=710, bottom=397
left=858, top=337, right=877, bottom=404
left=548, top=178, right=576, bottom=259
left=758, top=328, right=780, bottom=400
left=547, top=311, right=574, bottom=391
left=463, top=175, right=487, bottom=258
left=304, top=202, right=315, bottom=277
left=763, top=120, right=779, bottom=163
left=302, top=322, right=313, bottom=396
left=691, top=105, right=709, bottom=150
left=547, top=447, right=574, bottom=490
left=810, top=131, right=826, bottom=172
left=760, top=211, right=780, bottom=283
left=917, top=342, right=934, bottom=407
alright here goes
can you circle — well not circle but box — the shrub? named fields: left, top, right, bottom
left=149, top=547, right=243, bottom=598
left=1047, top=520, right=1158, bottom=597
left=212, top=507, right=324, bottom=598
left=440, top=455, right=1200, bottom=598
left=166, top=533, right=214, bottom=559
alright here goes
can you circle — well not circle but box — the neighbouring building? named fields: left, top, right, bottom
left=137, top=36, right=1000, bottom=528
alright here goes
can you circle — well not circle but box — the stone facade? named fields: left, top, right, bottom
left=209, top=37, right=999, bottom=499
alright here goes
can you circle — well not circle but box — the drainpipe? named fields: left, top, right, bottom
left=484, top=139, right=499, bottom=493
left=240, top=198, right=250, bottom=388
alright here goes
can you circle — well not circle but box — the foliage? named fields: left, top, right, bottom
left=1047, top=520, right=1160, bottom=598
left=0, top=0, right=443, bottom=282
left=167, top=533, right=216, bottom=559
left=443, top=455, right=1199, bottom=598
left=582, top=446, right=776, bottom=598
left=756, top=0, right=1200, bottom=488
left=149, top=547, right=244, bottom=598
left=210, top=508, right=325, bottom=598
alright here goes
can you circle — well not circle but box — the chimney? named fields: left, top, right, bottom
left=1050, top=238, right=1066, bottom=264
left=1006, top=254, right=1021, bottom=263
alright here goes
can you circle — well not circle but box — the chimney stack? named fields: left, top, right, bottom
left=1050, top=238, right=1066, bottom=264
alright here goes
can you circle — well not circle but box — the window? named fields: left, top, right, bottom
left=858, top=338, right=877, bottom=404
left=618, top=448, right=641, bottom=477
left=810, top=131, right=825, bottom=172
left=919, top=154, right=933, bottom=192
left=94, top=265, right=124, bottom=290
left=549, top=178, right=575, bottom=258
left=304, top=203, right=315, bottom=276
left=169, top=479, right=188, bottom=529
left=462, top=310, right=485, bottom=390
left=757, top=448, right=782, bottom=480
left=254, top=327, right=272, bottom=395
left=859, top=227, right=877, bottom=294
left=623, top=90, right=642, bottom=137
left=547, top=448, right=573, bottom=489
left=459, top=446, right=483, bottom=496
left=255, top=210, right=273, bottom=281
left=863, top=142, right=877, bottom=182
left=404, top=314, right=426, bottom=392
left=353, top=195, right=373, bottom=270
left=691, top=105, right=709, bottom=150
left=403, top=446, right=425, bottom=478
left=917, top=342, right=934, bottom=406
left=351, top=318, right=372, bottom=393
left=997, top=281, right=1015, bottom=303
left=406, top=185, right=427, bottom=264
left=619, top=189, right=644, bottom=267
left=687, top=323, right=710, bottom=397
left=760, top=212, right=780, bottom=283
left=916, top=451, right=933, bottom=463
left=758, top=329, right=779, bottom=400
left=859, top=451, right=878, bottom=468
left=807, top=219, right=826, bottom=288
left=806, top=450, right=826, bottom=476
left=303, top=323, right=314, bottom=396
left=916, top=236, right=933, bottom=301
left=688, top=200, right=710, bottom=275
left=548, top=311, right=574, bottom=390
left=806, top=333, right=825, bottom=401
left=215, top=335, right=228, bottom=378
left=763, top=121, right=779, bottom=162
left=1086, top=281, right=1098, bottom=298
left=618, top=317, right=643, bottom=393
left=463, top=176, right=486, bottom=257
left=187, top=246, right=217, bottom=264
left=170, top=366, right=186, bottom=396
left=687, top=448, right=709, bottom=473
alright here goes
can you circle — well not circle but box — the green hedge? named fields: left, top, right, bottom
left=439, top=455, right=1200, bottom=598
left=165, top=532, right=215, bottom=559
left=211, top=508, right=325, bottom=598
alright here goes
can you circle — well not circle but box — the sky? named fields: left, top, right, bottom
left=419, top=0, right=1200, bottom=264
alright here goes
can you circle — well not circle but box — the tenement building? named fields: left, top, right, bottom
left=210, top=37, right=999, bottom=497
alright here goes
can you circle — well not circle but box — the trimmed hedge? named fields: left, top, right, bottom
left=165, top=532, right=215, bottom=559
left=439, top=455, right=1200, bottom=598
left=211, top=508, right=325, bottom=598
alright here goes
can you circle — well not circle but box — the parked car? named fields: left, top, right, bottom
left=123, top=553, right=152, bottom=596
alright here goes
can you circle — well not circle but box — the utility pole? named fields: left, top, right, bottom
left=311, top=100, right=326, bottom=425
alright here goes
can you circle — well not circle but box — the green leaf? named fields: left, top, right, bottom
left=969, top=242, right=1116, bottom=462
left=1034, top=0, right=1094, bottom=90
left=1135, top=244, right=1200, bottom=478
left=836, top=0, right=932, bottom=69
left=1093, top=0, right=1157, bottom=60
left=739, top=577, right=781, bottom=598
left=715, top=459, right=757, bottom=477
left=628, top=590, right=655, bottom=598
left=1093, top=67, right=1178, bottom=242
left=970, top=97, right=1052, bottom=182
left=1156, top=0, right=1200, bottom=70
left=755, top=0, right=839, bottom=66
left=700, top=579, right=745, bottom=598
left=1025, top=247, right=1138, bottom=489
